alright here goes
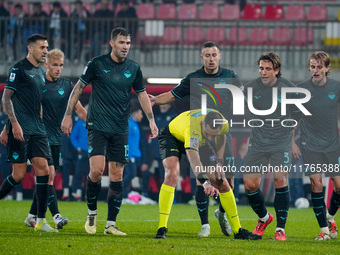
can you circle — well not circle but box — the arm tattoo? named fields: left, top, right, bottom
left=146, top=112, right=154, bottom=120
left=1, top=89, right=17, bottom=123
left=116, top=162, right=125, bottom=168
left=65, top=80, right=86, bottom=116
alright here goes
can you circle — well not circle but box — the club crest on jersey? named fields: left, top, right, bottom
left=9, top=73, right=15, bottom=82
left=58, top=88, right=64, bottom=95
left=124, top=70, right=131, bottom=78
left=328, top=92, right=336, bottom=99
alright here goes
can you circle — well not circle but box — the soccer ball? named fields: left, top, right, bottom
left=295, top=197, right=310, bottom=209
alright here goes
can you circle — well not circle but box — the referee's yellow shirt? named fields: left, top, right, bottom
left=168, top=109, right=229, bottom=151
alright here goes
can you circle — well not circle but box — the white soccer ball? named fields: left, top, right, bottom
left=295, top=197, right=310, bottom=209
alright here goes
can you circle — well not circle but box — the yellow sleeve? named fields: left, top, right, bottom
left=184, top=127, right=200, bottom=151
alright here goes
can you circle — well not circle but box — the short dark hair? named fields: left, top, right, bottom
left=111, top=27, right=130, bottom=41
left=26, top=34, right=48, bottom=46
left=257, top=52, right=282, bottom=78
left=14, top=3, right=22, bottom=9
left=203, top=111, right=223, bottom=130
left=202, top=41, right=219, bottom=51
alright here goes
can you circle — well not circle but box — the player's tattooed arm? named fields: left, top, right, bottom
left=65, top=80, right=87, bottom=116
left=2, top=88, right=17, bottom=123
left=2, top=88, right=24, bottom=141
left=146, top=112, right=154, bottom=120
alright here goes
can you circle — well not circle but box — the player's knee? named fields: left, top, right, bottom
left=273, top=177, right=288, bottom=188
left=164, top=168, right=179, bottom=186
left=12, top=172, right=26, bottom=183
left=217, top=180, right=231, bottom=193
left=310, top=179, right=323, bottom=192
left=90, top=167, right=104, bottom=181
left=243, top=180, right=259, bottom=193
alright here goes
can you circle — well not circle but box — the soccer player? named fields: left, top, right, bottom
left=23, top=49, right=87, bottom=229
left=0, top=34, right=56, bottom=232
left=242, top=52, right=296, bottom=241
left=61, top=27, right=158, bottom=235
left=292, top=51, right=340, bottom=240
left=149, top=41, right=242, bottom=237
left=154, top=109, right=260, bottom=240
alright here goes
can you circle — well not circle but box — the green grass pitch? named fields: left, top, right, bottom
left=0, top=200, right=339, bottom=255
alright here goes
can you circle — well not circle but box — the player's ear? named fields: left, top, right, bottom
left=109, top=40, right=114, bottom=48
left=44, top=62, right=48, bottom=68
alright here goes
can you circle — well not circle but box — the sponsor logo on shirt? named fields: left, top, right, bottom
left=29, top=74, right=35, bottom=78
left=9, top=73, right=15, bottom=82
left=124, top=70, right=131, bottom=78
left=103, top=70, right=111, bottom=74
left=192, top=131, right=199, bottom=137
left=11, top=67, right=18, bottom=71
left=189, top=137, right=200, bottom=150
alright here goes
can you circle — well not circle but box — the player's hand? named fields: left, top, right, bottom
left=148, top=94, right=156, bottom=107
left=149, top=118, right=158, bottom=139
left=203, top=181, right=219, bottom=198
left=12, top=122, right=24, bottom=141
left=61, top=115, right=73, bottom=137
left=292, top=141, right=301, bottom=160
left=0, top=130, right=8, bottom=145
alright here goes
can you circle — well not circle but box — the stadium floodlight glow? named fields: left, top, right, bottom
left=146, top=78, right=182, bottom=84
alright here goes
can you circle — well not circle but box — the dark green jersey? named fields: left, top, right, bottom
left=80, top=54, right=145, bottom=134
left=245, top=77, right=296, bottom=152
left=5, top=58, right=46, bottom=135
left=42, top=77, right=73, bottom=145
left=298, top=78, right=340, bottom=152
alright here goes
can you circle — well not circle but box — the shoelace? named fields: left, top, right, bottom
left=276, top=231, right=284, bottom=237
left=255, top=220, right=265, bottom=231
left=88, top=216, right=95, bottom=226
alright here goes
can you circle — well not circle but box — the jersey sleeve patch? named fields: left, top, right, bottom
left=189, top=136, right=200, bottom=150
left=9, top=73, right=16, bottom=82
